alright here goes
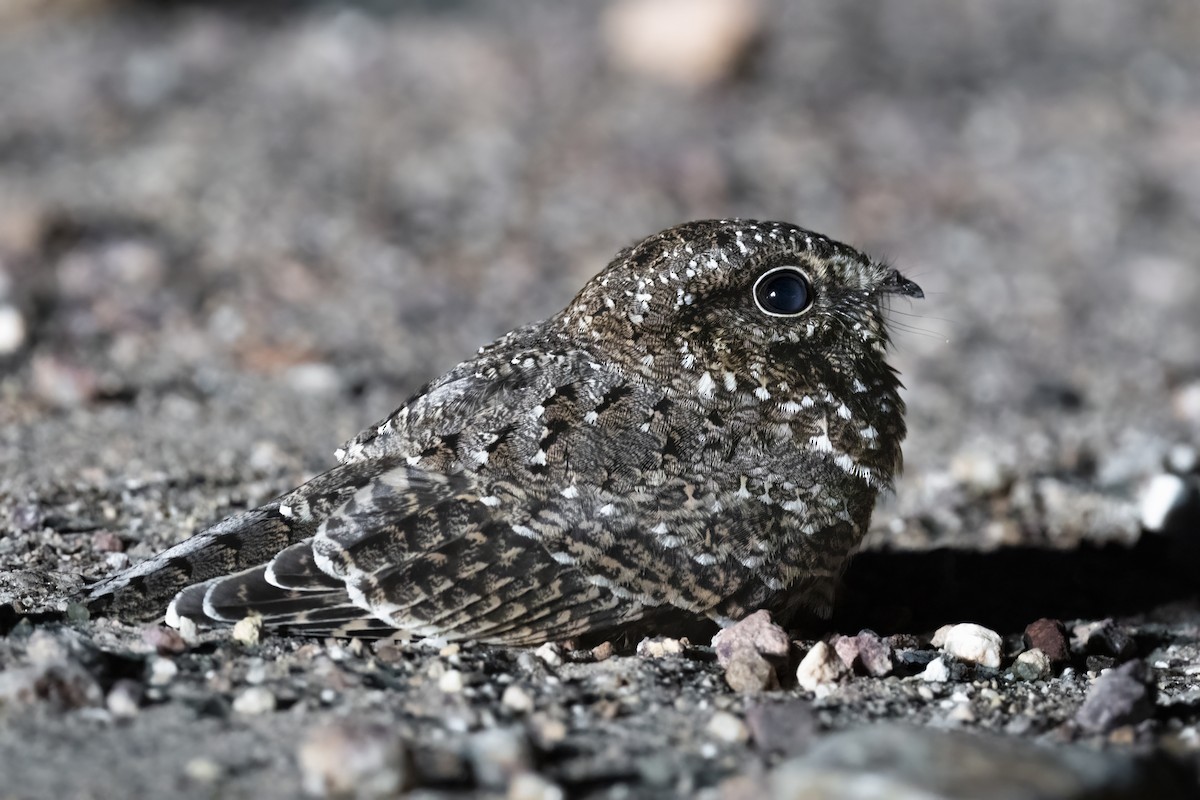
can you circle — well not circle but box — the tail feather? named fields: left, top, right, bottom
left=84, top=503, right=311, bottom=621
left=263, top=541, right=343, bottom=591
left=166, top=561, right=383, bottom=634
left=85, top=459, right=407, bottom=623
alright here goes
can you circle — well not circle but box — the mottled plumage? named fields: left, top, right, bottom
left=85, top=219, right=921, bottom=646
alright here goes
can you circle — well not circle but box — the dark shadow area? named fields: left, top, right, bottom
left=833, top=532, right=1200, bottom=635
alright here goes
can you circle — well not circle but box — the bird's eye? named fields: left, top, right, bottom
left=753, top=267, right=812, bottom=317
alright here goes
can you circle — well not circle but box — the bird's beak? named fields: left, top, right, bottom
left=884, top=270, right=924, bottom=299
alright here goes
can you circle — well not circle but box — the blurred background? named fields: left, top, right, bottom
left=2, top=0, right=1199, bottom=583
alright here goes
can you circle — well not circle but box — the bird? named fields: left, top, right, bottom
left=84, top=219, right=922, bottom=647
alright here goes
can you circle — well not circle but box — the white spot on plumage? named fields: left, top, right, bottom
left=754, top=386, right=771, bottom=401
left=837, top=403, right=853, bottom=420
left=835, top=453, right=858, bottom=473
left=697, top=371, right=716, bottom=398
left=584, top=410, right=599, bottom=424
left=480, top=496, right=501, bottom=507
left=597, top=503, right=615, bottom=517
left=723, top=372, right=737, bottom=392
left=530, top=450, right=548, bottom=466
left=561, top=485, right=579, bottom=499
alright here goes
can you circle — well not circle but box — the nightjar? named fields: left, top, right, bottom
left=85, top=220, right=921, bottom=646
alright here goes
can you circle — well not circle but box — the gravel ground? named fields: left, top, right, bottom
left=2, top=2, right=1200, bottom=798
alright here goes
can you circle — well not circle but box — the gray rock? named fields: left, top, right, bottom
left=745, top=700, right=817, bottom=756
left=1075, top=660, right=1156, bottom=734
left=768, top=724, right=1185, bottom=799
left=466, top=727, right=533, bottom=790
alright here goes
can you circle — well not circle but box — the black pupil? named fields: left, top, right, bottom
left=760, top=272, right=809, bottom=314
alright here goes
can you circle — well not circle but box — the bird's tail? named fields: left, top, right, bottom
left=83, top=502, right=310, bottom=621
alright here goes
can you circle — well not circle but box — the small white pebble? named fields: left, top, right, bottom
left=231, top=614, right=263, bottom=647
left=1167, top=445, right=1198, bottom=474
left=508, top=771, right=566, bottom=800
left=948, top=703, right=976, bottom=723
left=184, top=758, right=222, bottom=784
left=232, top=686, right=276, bottom=715
left=1013, top=648, right=1053, bottom=681
left=438, top=669, right=465, bottom=693
left=1140, top=474, right=1188, bottom=532
left=25, top=631, right=67, bottom=666
left=467, top=728, right=532, bottom=790
left=796, top=641, right=846, bottom=693
left=921, top=656, right=950, bottom=683
left=104, top=552, right=131, bottom=571
left=244, top=659, right=267, bottom=685
left=941, top=623, right=1003, bottom=668
left=1173, top=381, right=1200, bottom=424
left=706, top=710, right=749, bottom=743
left=502, top=685, right=535, bottom=713
left=635, top=636, right=687, bottom=658
left=284, top=362, right=342, bottom=395
left=105, top=681, right=142, bottom=718
left=0, top=305, right=26, bottom=355
left=149, top=657, right=178, bottom=686
left=534, top=642, right=564, bottom=667
left=175, top=616, right=199, bottom=645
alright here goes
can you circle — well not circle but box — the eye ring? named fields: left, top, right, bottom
left=753, top=266, right=813, bottom=317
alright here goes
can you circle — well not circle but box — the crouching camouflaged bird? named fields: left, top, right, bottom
left=84, top=219, right=922, bottom=646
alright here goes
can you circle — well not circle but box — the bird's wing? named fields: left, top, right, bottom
left=305, top=458, right=791, bottom=645
left=83, top=344, right=596, bottom=626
